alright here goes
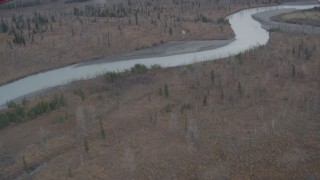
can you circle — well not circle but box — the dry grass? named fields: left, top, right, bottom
left=282, top=9, right=320, bottom=21
left=0, top=32, right=319, bottom=179
left=273, top=8, right=320, bottom=27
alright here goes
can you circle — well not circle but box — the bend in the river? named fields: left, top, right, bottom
left=0, top=2, right=318, bottom=108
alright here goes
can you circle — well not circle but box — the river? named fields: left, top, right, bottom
left=0, top=3, right=317, bottom=108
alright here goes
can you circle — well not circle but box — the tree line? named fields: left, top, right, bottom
left=0, top=94, right=66, bottom=129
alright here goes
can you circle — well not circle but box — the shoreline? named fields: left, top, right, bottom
left=0, top=37, right=235, bottom=109
left=252, top=2, right=320, bottom=34
left=0, top=38, right=235, bottom=87
left=0, top=1, right=317, bottom=88
left=0, top=3, right=272, bottom=86
left=79, top=39, right=235, bottom=67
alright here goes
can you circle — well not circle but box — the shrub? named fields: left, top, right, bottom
left=187, top=64, right=195, bottom=72
left=268, top=27, right=280, bottom=32
left=28, top=94, right=66, bottom=118
left=203, top=95, right=207, bottom=106
left=73, top=88, right=85, bottom=101
left=104, top=71, right=120, bottom=83
left=217, top=17, right=229, bottom=24
left=99, top=119, right=106, bottom=140
left=131, top=64, right=148, bottom=74
left=180, top=103, right=191, bottom=114
left=158, top=87, right=163, bottom=96
left=164, top=84, right=169, bottom=98
left=0, top=18, right=8, bottom=33
left=54, top=112, right=69, bottom=124
left=210, top=70, right=215, bottom=85
left=0, top=114, right=9, bottom=129
left=12, top=29, right=26, bottom=46
left=22, top=156, right=30, bottom=174
left=238, top=82, right=243, bottom=97
left=0, top=94, right=66, bottom=130
left=84, top=138, right=89, bottom=153
left=291, top=65, right=296, bottom=81
left=151, top=64, right=161, bottom=70
left=68, top=167, right=73, bottom=177
left=165, top=104, right=172, bottom=113
left=220, top=88, right=224, bottom=100
left=236, top=53, right=243, bottom=65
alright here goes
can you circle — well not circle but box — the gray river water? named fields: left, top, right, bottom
left=0, top=3, right=317, bottom=107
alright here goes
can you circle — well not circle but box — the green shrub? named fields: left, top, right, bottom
left=0, top=18, right=8, bottom=33
left=0, top=114, right=9, bottom=129
left=220, top=88, right=224, bottom=100
left=165, top=104, right=172, bottom=113
left=187, top=64, right=195, bottom=72
left=67, top=167, right=73, bottom=177
left=151, top=64, right=161, bottom=70
left=0, top=94, right=66, bottom=130
left=12, top=29, right=26, bottom=46
left=268, top=27, right=280, bottom=32
left=210, top=70, right=215, bottom=85
left=238, top=82, right=243, bottom=97
left=84, top=137, right=89, bottom=153
left=28, top=94, right=66, bottom=119
left=99, top=119, right=106, bottom=140
left=180, top=103, right=191, bottom=114
left=22, top=156, right=30, bottom=174
left=158, top=87, right=163, bottom=96
left=73, top=88, right=85, bottom=101
left=217, top=17, right=229, bottom=24
left=203, top=95, right=207, bottom=106
left=54, top=112, right=69, bottom=124
left=164, top=84, right=169, bottom=98
left=291, top=65, right=296, bottom=81
left=236, top=53, right=243, bottom=65
left=131, top=64, right=148, bottom=74
left=104, top=71, right=120, bottom=83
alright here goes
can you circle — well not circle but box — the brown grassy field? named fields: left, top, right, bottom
left=0, top=31, right=319, bottom=179
left=0, top=0, right=283, bottom=85
left=272, top=7, right=320, bottom=27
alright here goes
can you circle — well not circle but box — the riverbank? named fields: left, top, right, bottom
left=3, top=0, right=305, bottom=86
left=271, top=7, right=320, bottom=27
left=0, top=0, right=250, bottom=85
left=1, top=2, right=318, bottom=108
left=0, top=32, right=319, bottom=179
left=252, top=2, right=320, bottom=34
left=0, top=38, right=235, bottom=87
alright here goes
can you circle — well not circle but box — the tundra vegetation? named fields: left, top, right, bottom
left=0, top=32, right=319, bottom=179
left=272, top=7, right=320, bottom=27
left=0, top=94, right=66, bottom=129
left=0, top=0, right=318, bottom=179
